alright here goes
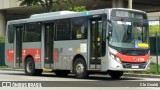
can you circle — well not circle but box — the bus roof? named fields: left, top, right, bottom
left=7, top=8, right=146, bottom=25
left=30, top=11, right=77, bottom=18
left=111, top=8, right=146, bottom=14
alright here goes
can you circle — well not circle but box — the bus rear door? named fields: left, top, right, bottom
left=14, top=25, right=23, bottom=68
left=43, top=23, right=54, bottom=68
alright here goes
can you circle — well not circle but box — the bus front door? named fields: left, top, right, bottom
left=14, top=25, right=23, bottom=68
left=44, top=23, right=54, bottom=68
left=90, top=18, right=103, bottom=69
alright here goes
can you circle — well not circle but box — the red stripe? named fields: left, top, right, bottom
left=116, top=53, right=149, bottom=63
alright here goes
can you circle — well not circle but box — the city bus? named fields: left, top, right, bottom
left=5, top=8, right=150, bottom=79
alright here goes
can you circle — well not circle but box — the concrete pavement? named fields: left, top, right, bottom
left=1, top=68, right=160, bottom=79
left=0, top=70, right=159, bottom=90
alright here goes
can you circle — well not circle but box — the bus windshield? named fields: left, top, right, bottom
left=109, top=20, right=148, bottom=49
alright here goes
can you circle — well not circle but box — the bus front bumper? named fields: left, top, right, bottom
left=107, top=58, right=150, bottom=71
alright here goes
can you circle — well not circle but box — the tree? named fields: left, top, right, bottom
left=68, top=6, right=87, bottom=12
left=18, top=0, right=85, bottom=12
left=18, top=0, right=68, bottom=12
left=0, top=36, right=5, bottom=43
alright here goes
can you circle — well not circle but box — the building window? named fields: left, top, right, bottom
left=23, top=23, right=41, bottom=42
left=71, top=17, right=87, bottom=40
left=56, top=19, right=71, bottom=40
left=8, top=25, right=14, bottom=43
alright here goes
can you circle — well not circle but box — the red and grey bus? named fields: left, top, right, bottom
left=5, top=8, right=150, bottom=79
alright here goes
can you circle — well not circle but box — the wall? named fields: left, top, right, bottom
left=0, top=0, right=20, bottom=9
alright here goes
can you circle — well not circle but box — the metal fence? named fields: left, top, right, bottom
left=149, top=19, right=160, bottom=73
left=149, top=19, right=160, bottom=55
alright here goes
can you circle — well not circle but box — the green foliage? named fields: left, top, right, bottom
left=149, top=25, right=160, bottom=37
left=18, top=0, right=87, bottom=12
left=50, top=3, right=60, bottom=11
left=18, top=0, right=67, bottom=12
left=148, top=62, right=160, bottom=74
left=68, top=6, right=87, bottom=12
left=0, top=36, right=5, bottom=43
left=0, top=66, right=8, bottom=68
left=50, top=1, right=87, bottom=12
left=18, top=0, right=39, bottom=6
left=126, top=62, right=160, bottom=74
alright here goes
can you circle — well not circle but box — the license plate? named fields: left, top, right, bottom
left=131, top=65, right=139, bottom=69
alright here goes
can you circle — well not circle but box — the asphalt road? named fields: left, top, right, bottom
left=0, top=70, right=160, bottom=90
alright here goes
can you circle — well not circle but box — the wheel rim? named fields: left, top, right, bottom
left=26, top=61, right=33, bottom=73
left=76, top=63, right=84, bottom=74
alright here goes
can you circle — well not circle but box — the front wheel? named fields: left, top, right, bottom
left=109, top=71, right=123, bottom=79
left=73, top=58, right=89, bottom=79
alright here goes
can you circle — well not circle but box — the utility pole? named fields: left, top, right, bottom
left=128, top=0, right=132, bottom=9
left=156, top=32, right=159, bottom=73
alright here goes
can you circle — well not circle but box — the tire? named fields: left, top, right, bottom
left=73, top=58, right=89, bottom=79
left=25, top=57, right=36, bottom=76
left=25, top=57, right=43, bottom=76
left=55, top=70, right=70, bottom=77
left=109, top=71, right=123, bottom=79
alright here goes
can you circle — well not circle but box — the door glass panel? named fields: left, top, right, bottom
left=90, top=18, right=102, bottom=66
left=45, top=24, right=54, bottom=64
left=97, top=20, right=103, bottom=57
left=15, top=26, right=23, bottom=67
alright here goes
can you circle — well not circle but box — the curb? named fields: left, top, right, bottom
left=0, top=68, right=52, bottom=72
left=124, top=73, right=160, bottom=78
left=0, top=68, right=24, bottom=71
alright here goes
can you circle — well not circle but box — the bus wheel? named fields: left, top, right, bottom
left=109, top=71, right=123, bottom=79
left=73, top=58, right=89, bottom=79
left=25, top=57, right=36, bottom=76
left=55, top=70, right=70, bottom=77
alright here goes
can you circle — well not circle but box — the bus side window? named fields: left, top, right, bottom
left=23, top=23, right=41, bottom=42
left=71, top=17, right=87, bottom=40
left=56, top=19, right=71, bottom=40
left=8, top=25, right=14, bottom=43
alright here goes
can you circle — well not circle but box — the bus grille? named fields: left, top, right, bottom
left=122, top=62, right=147, bottom=69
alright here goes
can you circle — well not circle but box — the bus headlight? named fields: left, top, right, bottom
left=109, top=53, right=121, bottom=64
left=116, top=57, right=121, bottom=63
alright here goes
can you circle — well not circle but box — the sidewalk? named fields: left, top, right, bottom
left=124, top=73, right=160, bottom=78
left=0, top=68, right=52, bottom=72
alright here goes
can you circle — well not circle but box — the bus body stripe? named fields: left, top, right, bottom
left=7, top=49, right=14, bottom=62
left=22, top=48, right=41, bottom=62
left=116, top=53, right=149, bottom=63
left=7, top=48, right=57, bottom=63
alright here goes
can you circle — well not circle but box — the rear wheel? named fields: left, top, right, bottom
left=109, top=71, right=123, bottom=79
left=25, top=57, right=43, bottom=76
left=73, top=58, right=89, bottom=79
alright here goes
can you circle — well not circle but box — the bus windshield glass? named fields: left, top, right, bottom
left=109, top=20, right=148, bottom=49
